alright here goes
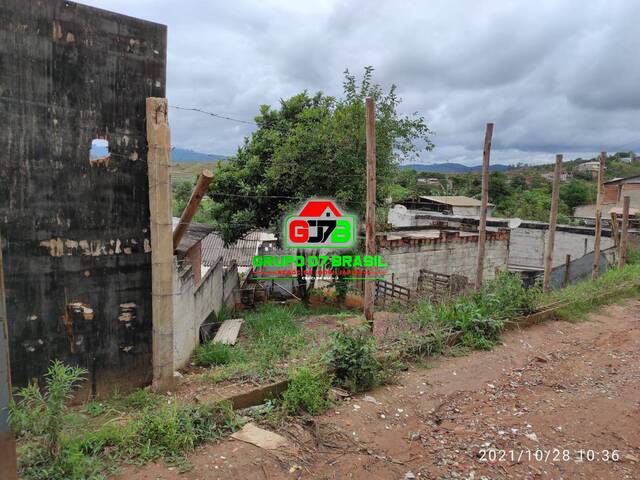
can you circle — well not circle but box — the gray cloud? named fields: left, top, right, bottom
left=83, top=0, right=640, bottom=165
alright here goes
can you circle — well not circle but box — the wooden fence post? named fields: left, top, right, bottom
left=543, top=154, right=562, bottom=293
left=618, top=196, right=631, bottom=268
left=475, top=122, right=493, bottom=290
left=591, top=152, right=606, bottom=280
left=364, top=97, right=377, bottom=324
left=563, top=254, right=571, bottom=287
left=146, top=98, right=175, bottom=392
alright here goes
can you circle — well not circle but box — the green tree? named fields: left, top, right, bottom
left=560, top=180, right=595, bottom=212
left=207, top=67, right=434, bottom=244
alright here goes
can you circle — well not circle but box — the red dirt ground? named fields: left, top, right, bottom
left=117, top=299, right=640, bottom=480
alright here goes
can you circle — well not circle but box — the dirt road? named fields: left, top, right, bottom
left=120, top=299, right=640, bottom=480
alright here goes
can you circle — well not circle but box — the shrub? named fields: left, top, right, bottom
left=282, top=367, right=332, bottom=415
left=10, top=360, right=87, bottom=457
left=324, top=327, right=380, bottom=392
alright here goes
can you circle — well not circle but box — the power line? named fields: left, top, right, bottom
left=169, top=105, right=256, bottom=126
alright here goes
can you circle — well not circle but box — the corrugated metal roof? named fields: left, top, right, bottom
left=419, top=195, right=492, bottom=207
left=201, top=230, right=276, bottom=267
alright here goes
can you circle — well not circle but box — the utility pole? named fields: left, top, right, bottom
left=475, top=122, right=493, bottom=290
left=591, top=152, right=606, bottom=280
left=618, top=196, right=631, bottom=268
left=0, top=234, right=19, bottom=480
left=364, top=97, right=377, bottom=324
left=543, top=154, right=562, bottom=293
left=146, top=98, right=175, bottom=392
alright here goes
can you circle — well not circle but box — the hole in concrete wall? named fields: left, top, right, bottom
left=90, top=138, right=110, bottom=167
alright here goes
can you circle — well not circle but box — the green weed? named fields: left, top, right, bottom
left=324, top=327, right=381, bottom=392
left=282, top=367, right=332, bottom=415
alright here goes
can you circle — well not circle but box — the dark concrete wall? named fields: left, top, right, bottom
left=0, top=0, right=166, bottom=396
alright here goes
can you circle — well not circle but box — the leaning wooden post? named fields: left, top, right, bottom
left=610, top=211, right=620, bottom=248
left=146, top=98, right=175, bottom=392
left=474, top=122, right=493, bottom=290
left=0, top=234, right=19, bottom=480
left=173, top=169, right=214, bottom=250
left=618, top=196, right=631, bottom=268
left=364, top=97, right=377, bottom=324
left=543, top=154, right=562, bottom=293
left=591, top=152, right=606, bottom=280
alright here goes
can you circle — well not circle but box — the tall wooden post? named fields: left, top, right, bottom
left=591, top=152, right=606, bottom=280
left=173, top=169, right=214, bottom=250
left=618, top=196, right=631, bottom=268
left=0, top=235, right=19, bottom=480
left=543, top=154, right=562, bottom=293
left=364, top=97, right=377, bottom=323
left=475, top=123, right=493, bottom=290
left=146, top=98, right=175, bottom=392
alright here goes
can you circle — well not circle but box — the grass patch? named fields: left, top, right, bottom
left=197, top=303, right=316, bottom=383
left=540, top=263, right=640, bottom=320
left=408, top=272, right=538, bottom=350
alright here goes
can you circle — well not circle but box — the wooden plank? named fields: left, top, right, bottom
left=543, top=154, right=562, bottom=293
left=173, top=169, right=214, bottom=250
left=213, top=318, right=244, bottom=345
left=475, top=123, right=494, bottom=290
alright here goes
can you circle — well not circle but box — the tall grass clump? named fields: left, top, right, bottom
left=542, top=263, right=640, bottom=320
left=409, top=272, right=538, bottom=350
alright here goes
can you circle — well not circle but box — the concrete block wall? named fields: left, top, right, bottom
left=510, top=227, right=615, bottom=269
left=173, top=257, right=239, bottom=368
left=379, top=232, right=510, bottom=289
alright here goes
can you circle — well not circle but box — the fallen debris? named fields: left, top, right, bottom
left=231, top=422, right=290, bottom=450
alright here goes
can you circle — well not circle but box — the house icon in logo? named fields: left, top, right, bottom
left=284, top=199, right=356, bottom=249
left=298, top=200, right=342, bottom=218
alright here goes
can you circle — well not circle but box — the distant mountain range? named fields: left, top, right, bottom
left=401, top=163, right=512, bottom=173
left=90, top=145, right=227, bottom=163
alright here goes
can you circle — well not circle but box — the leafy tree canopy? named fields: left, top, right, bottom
left=208, top=67, right=434, bottom=244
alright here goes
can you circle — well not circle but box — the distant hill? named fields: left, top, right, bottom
left=172, top=148, right=227, bottom=163
left=401, top=162, right=512, bottom=173
left=90, top=145, right=227, bottom=162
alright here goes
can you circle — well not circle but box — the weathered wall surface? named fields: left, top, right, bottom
left=173, top=258, right=240, bottom=368
left=379, top=231, right=510, bottom=289
left=509, top=226, right=614, bottom=269
left=0, top=0, right=166, bottom=395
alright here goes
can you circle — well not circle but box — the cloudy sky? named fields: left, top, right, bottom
left=85, top=0, right=639, bottom=166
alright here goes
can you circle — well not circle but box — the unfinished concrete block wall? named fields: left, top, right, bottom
left=509, top=225, right=614, bottom=269
left=0, top=0, right=166, bottom=395
left=379, top=232, right=510, bottom=289
left=173, top=258, right=240, bottom=369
